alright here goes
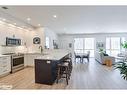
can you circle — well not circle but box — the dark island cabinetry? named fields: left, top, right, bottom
left=35, top=59, right=60, bottom=85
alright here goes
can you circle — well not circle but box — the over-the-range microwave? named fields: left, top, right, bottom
left=6, top=37, right=21, bottom=46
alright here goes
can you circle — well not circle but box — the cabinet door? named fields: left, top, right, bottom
left=0, top=58, right=2, bottom=75
left=25, top=55, right=35, bottom=66
left=24, top=54, right=42, bottom=67
left=24, top=55, right=31, bottom=66
left=0, top=56, right=11, bottom=75
left=24, top=55, right=28, bottom=67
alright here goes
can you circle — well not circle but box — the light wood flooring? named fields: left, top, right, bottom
left=0, top=58, right=127, bottom=89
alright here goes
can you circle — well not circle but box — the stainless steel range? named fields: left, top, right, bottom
left=3, top=53, right=24, bottom=73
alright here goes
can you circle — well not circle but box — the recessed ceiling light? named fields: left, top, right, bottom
left=2, top=18, right=6, bottom=21
left=38, top=24, right=41, bottom=26
left=53, top=15, right=57, bottom=18
left=14, top=23, right=16, bottom=25
left=27, top=18, right=31, bottom=21
left=8, top=23, right=15, bottom=27
left=17, top=27, right=23, bottom=30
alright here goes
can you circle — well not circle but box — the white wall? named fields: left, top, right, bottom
left=58, top=33, right=127, bottom=56
left=44, top=27, right=58, bottom=49
left=0, top=20, right=58, bottom=54
left=0, top=21, right=45, bottom=54
left=25, top=27, right=45, bottom=53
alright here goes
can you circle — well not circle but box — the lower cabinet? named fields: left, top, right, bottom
left=0, top=56, right=11, bottom=76
left=24, top=54, right=41, bottom=67
left=35, top=59, right=58, bottom=85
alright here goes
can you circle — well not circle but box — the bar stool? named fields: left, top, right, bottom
left=63, top=57, right=73, bottom=74
left=56, top=62, right=70, bottom=85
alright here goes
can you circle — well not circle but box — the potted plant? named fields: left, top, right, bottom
left=114, top=41, right=127, bottom=80
left=99, top=48, right=104, bottom=53
left=114, top=61, right=127, bottom=80
left=121, top=41, right=127, bottom=51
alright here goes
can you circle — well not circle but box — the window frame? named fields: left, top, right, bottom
left=74, top=38, right=95, bottom=57
left=45, top=36, right=50, bottom=49
left=106, top=37, right=125, bottom=56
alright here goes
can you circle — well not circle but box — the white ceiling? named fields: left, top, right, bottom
left=1, top=6, right=127, bottom=34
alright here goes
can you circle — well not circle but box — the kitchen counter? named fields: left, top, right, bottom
left=0, top=55, right=11, bottom=57
left=35, top=50, right=70, bottom=60
left=34, top=49, right=70, bottom=85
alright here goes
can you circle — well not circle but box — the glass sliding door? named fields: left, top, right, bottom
left=74, top=38, right=95, bottom=57
left=74, top=38, right=84, bottom=53
left=106, top=37, right=125, bottom=57
left=84, top=38, right=95, bottom=57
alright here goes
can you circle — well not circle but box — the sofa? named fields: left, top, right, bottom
left=95, top=52, right=115, bottom=65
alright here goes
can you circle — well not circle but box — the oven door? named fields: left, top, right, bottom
left=12, top=57, right=24, bottom=68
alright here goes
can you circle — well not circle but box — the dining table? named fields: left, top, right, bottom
left=75, top=53, right=88, bottom=62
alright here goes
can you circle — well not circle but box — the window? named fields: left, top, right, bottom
left=74, top=38, right=95, bottom=57
left=121, top=37, right=126, bottom=51
left=74, top=38, right=83, bottom=53
left=45, top=37, right=50, bottom=49
left=84, top=38, right=95, bottom=57
left=106, top=37, right=125, bottom=57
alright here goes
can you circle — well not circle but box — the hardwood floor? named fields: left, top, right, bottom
left=0, top=58, right=127, bottom=89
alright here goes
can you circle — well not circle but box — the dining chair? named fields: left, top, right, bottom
left=74, top=52, right=82, bottom=63
left=82, top=51, right=90, bottom=63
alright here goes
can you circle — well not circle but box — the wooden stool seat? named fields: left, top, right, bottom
left=65, top=59, right=71, bottom=62
left=63, top=58, right=73, bottom=73
left=59, top=62, right=69, bottom=67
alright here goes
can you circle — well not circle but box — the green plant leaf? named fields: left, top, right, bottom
left=114, top=61, right=127, bottom=80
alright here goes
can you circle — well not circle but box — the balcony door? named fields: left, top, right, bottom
left=74, top=38, right=95, bottom=57
left=106, top=37, right=125, bottom=57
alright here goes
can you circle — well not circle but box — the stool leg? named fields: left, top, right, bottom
left=68, top=60, right=72, bottom=78
left=65, top=67, right=69, bottom=85
left=87, top=57, right=89, bottom=62
left=66, top=61, right=71, bottom=79
left=66, top=66, right=70, bottom=80
left=57, top=67, right=60, bottom=83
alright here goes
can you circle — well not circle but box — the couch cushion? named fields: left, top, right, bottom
left=103, top=53, right=108, bottom=56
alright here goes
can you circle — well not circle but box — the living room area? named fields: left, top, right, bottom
left=58, top=32, right=127, bottom=89
left=1, top=0, right=127, bottom=95
left=59, top=33, right=127, bottom=65
left=0, top=5, right=127, bottom=90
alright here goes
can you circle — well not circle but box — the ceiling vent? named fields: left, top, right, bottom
left=2, top=7, right=8, bottom=9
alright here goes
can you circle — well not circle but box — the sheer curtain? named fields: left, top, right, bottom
left=74, top=38, right=95, bottom=57
left=106, top=37, right=125, bottom=57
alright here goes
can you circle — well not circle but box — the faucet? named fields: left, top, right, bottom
left=39, top=45, right=43, bottom=53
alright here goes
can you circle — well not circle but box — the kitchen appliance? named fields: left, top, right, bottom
left=3, top=53, right=24, bottom=73
left=6, top=37, right=21, bottom=46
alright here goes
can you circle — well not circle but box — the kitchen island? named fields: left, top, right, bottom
left=34, top=49, right=70, bottom=85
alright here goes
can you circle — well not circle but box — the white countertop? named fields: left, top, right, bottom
left=0, top=55, right=11, bottom=57
left=35, top=49, right=70, bottom=60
